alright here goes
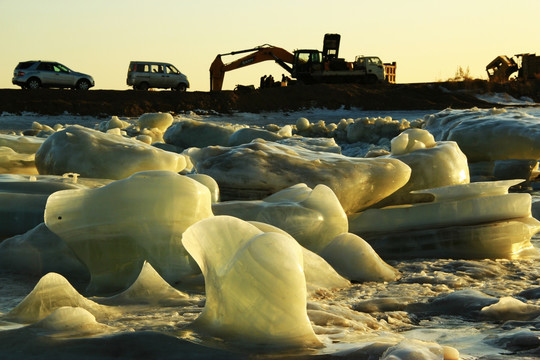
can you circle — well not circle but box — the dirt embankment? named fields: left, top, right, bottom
left=1, top=80, right=539, bottom=117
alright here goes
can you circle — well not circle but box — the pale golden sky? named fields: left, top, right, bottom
left=1, top=0, right=539, bottom=91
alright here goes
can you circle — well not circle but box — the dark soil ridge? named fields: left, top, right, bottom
left=1, top=80, right=539, bottom=117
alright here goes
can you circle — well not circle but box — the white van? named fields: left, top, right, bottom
left=127, top=61, right=190, bottom=91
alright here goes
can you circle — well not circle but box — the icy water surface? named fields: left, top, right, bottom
left=0, top=105, right=539, bottom=359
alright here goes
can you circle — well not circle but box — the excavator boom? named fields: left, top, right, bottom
left=210, top=45, right=295, bottom=91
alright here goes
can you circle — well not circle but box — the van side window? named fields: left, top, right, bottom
left=150, top=64, right=164, bottom=73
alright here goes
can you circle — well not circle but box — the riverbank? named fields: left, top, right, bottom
left=1, top=80, right=539, bottom=117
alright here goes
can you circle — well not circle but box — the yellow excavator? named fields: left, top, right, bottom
left=210, top=34, right=396, bottom=91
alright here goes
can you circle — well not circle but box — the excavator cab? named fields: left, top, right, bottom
left=292, top=50, right=322, bottom=81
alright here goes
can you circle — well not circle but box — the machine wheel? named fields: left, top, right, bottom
left=174, top=83, right=187, bottom=92
left=137, top=82, right=149, bottom=91
left=26, top=78, right=41, bottom=89
left=76, top=79, right=91, bottom=90
left=366, top=74, right=378, bottom=84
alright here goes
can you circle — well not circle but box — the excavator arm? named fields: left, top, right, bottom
left=210, top=45, right=295, bottom=91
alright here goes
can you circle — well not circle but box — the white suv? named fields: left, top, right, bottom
left=12, top=60, right=94, bottom=90
left=127, top=61, right=190, bottom=91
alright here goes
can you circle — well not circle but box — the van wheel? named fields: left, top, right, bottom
left=174, top=83, right=187, bottom=92
left=27, top=78, right=41, bottom=89
left=137, top=82, right=149, bottom=91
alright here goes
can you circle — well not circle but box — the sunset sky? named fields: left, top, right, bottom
left=1, top=0, right=539, bottom=91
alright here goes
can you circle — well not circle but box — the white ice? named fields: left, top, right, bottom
left=350, top=180, right=533, bottom=234
left=480, top=296, right=540, bottom=321
left=213, top=184, right=348, bottom=253
left=35, top=125, right=187, bottom=180
left=103, top=261, right=192, bottom=306
left=44, top=171, right=213, bottom=294
left=423, top=108, right=540, bottom=162
left=186, top=139, right=411, bottom=213
left=5, top=272, right=114, bottom=323
left=319, top=233, right=399, bottom=282
left=164, top=118, right=237, bottom=149
left=182, top=215, right=322, bottom=347
left=375, top=129, right=470, bottom=206
left=248, top=220, right=350, bottom=295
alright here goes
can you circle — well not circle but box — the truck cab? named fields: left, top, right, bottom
left=354, top=56, right=385, bottom=83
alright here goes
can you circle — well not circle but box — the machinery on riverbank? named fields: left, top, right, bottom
left=210, top=34, right=396, bottom=91
left=486, top=53, right=540, bottom=82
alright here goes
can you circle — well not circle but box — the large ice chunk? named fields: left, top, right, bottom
left=376, top=137, right=470, bottom=206
left=350, top=180, right=532, bottom=233
left=248, top=220, right=350, bottom=295
left=0, top=147, right=37, bottom=175
left=35, top=125, right=187, bottom=180
left=213, top=184, right=348, bottom=252
left=6, top=272, right=113, bottom=323
left=182, top=216, right=322, bottom=347
left=320, top=233, right=399, bottom=282
left=34, top=306, right=112, bottom=335
left=0, top=174, right=91, bottom=239
left=102, top=262, right=192, bottom=306
left=424, top=108, right=540, bottom=162
left=138, top=112, right=174, bottom=132
left=44, top=171, right=213, bottom=294
left=349, top=180, right=539, bottom=259
left=0, top=223, right=88, bottom=279
left=164, top=119, right=236, bottom=149
left=186, top=140, right=411, bottom=213
left=0, top=133, right=45, bottom=154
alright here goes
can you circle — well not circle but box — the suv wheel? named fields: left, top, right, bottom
left=174, top=83, right=187, bottom=92
left=76, top=79, right=91, bottom=90
left=137, top=82, right=149, bottom=91
left=27, top=78, right=41, bottom=90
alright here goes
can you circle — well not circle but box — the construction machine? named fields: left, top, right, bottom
left=486, top=53, right=540, bottom=82
left=209, top=34, right=396, bottom=91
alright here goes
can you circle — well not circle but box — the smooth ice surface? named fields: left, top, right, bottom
left=34, top=306, right=111, bottom=335
left=182, top=216, right=322, bottom=347
left=350, top=182, right=533, bottom=234
left=44, top=171, right=213, bottom=294
left=35, top=125, right=187, bottom=180
left=227, top=127, right=284, bottom=146
left=0, top=147, right=37, bottom=174
left=380, top=339, right=449, bottom=360
left=186, top=173, right=220, bottom=203
left=0, top=133, right=44, bottom=154
left=319, top=233, right=399, bottom=282
left=103, top=262, right=191, bottom=306
left=0, top=223, right=87, bottom=279
left=248, top=221, right=350, bottom=295
left=164, top=118, right=236, bottom=149
left=213, top=184, right=348, bottom=252
left=424, top=108, right=540, bottom=162
left=480, top=296, right=540, bottom=321
left=390, top=128, right=436, bottom=156
left=412, top=179, right=524, bottom=202
left=186, top=139, right=411, bottom=213
left=0, top=175, right=92, bottom=238
left=5, top=273, right=112, bottom=323
left=138, top=112, right=174, bottom=131
left=377, top=140, right=470, bottom=206
left=358, top=217, right=539, bottom=260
